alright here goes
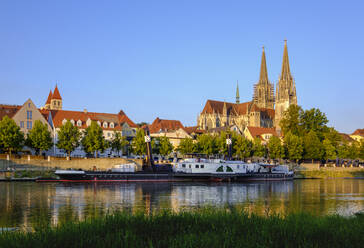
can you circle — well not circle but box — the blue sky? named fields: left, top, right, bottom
left=0, top=0, right=363, bottom=133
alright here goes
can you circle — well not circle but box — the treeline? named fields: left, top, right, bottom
left=0, top=117, right=130, bottom=158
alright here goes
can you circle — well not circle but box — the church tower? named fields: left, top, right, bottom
left=50, top=85, right=63, bottom=110
left=253, top=46, right=275, bottom=109
left=275, top=40, right=297, bottom=131
left=236, top=81, right=240, bottom=104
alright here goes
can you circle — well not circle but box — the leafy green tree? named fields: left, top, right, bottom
left=267, top=136, right=284, bottom=159
left=323, top=128, right=341, bottom=150
left=151, top=137, right=161, bottom=155
left=216, top=131, right=239, bottom=156
left=195, top=134, right=217, bottom=155
left=57, top=121, right=81, bottom=158
left=303, top=130, right=324, bottom=161
left=347, top=142, right=360, bottom=160
left=359, top=140, right=364, bottom=160
left=81, top=121, right=108, bottom=158
left=323, top=138, right=337, bottom=160
left=280, top=105, right=304, bottom=136
left=300, top=108, right=329, bottom=138
left=283, top=132, right=303, bottom=162
left=132, top=129, right=146, bottom=155
left=26, top=120, right=53, bottom=155
left=0, top=116, right=24, bottom=155
left=337, top=142, right=350, bottom=159
left=177, top=138, right=195, bottom=155
left=252, top=137, right=266, bottom=158
left=234, top=136, right=252, bottom=159
left=159, top=136, right=173, bottom=156
left=111, top=132, right=129, bottom=156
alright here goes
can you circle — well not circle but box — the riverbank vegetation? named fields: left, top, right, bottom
left=1, top=209, right=364, bottom=248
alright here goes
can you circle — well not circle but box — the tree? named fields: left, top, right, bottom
left=283, top=132, right=303, bottom=162
left=300, top=108, right=329, bottom=138
left=81, top=121, right=108, bottom=158
left=323, top=138, right=336, bottom=160
left=252, top=137, right=266, bottom=158
left=111, top=132, right=129, bottom=156
left=132, top=129, right=146, bottom=155
left=195, top=134, right=217, bottom=155
left=159, top=136, right=173, bottom=156
left=215, top=131, right=238, bottom=156
left=56, top=120, right=81, bottom=158
left=347, top=142, right=360, bottom=160
left=279, top=105, right=304, bottom=136
left=0, top=116, right=24, bottom=155
left=234, top=136, right=252, bottom=159
left=26, top=120, right=53, bottom=155
left=267, top=136, right=284, bottom=159
left=337, top=142, right=350, bottom=159
left=177, top=138, right=195, bottom=155
left=359, top=140, right=364, bottom=160
left=303, top=130, right=324, bottom=161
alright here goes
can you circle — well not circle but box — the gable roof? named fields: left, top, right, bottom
left=45, top=90, right=53, bottom=104
left=352, top=129, right=364, bottom=137
left=183, top=126, right=205, bottom=135
left=246, top=126, right=278, bottom=137
left=149, top=117, right=184, bottom=133
left=0, top=104, right=21, bottom=120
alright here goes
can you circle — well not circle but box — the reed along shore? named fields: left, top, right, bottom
left=1, top=209, right=364, bottom=248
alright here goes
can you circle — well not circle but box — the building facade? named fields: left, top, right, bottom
left=197, top=41, right=297, bottom=134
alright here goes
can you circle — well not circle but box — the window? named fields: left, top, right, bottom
left=110, top=123, right=114, bottom=128
left=182, top=164, right=186, bottom=168
left=20, top=121, right=24, bottom=128
left=27, top=111, right=32, bottom=120
left=195, top=164, right=199, bottom=168
left=201, top=164, right=204, bottom=169
left=103, top=122, right=108, bottom=128
left=28, top=103, right=31, bottom=108
left=77, top=120, right=82, bottom=127
left=27, top=121, right=32, bottom=129
left=189, top=164, right=191, bottom=168
left=107, top=132, right=111, bottom=137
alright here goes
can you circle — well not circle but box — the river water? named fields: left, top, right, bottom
left=1, top=179, right=364, bottom=229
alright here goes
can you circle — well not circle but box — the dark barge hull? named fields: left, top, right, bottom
left=37, top=171, right=294, bottom=183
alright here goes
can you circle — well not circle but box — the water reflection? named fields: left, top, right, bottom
left=1, top=179, right=364, bottom=229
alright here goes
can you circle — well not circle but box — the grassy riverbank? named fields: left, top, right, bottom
left=1, top=209, right=364, bottom=248
left=295, top=168, right=364, bottom=179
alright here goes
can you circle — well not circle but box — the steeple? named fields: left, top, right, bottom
left=258, top=46, right=269, bottom=85
left=50, top=84, right=63, bottom=110
left=236, top=81, right=240, bottom=104
left=280, top=40, right=292, bottom=81
left=45, top=90, right=53, bottom=105
left=253, top=46, right=275, bottom=109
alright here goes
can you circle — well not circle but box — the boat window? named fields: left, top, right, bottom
left=182, top=164, right=186, bottom=168
left=201, top=164, right=204, bottom=169
left=195, top=165, right=199, bottom=168
left=237, top=165, right=240, bottom=169
left=189, top=164, right=191, bottom=168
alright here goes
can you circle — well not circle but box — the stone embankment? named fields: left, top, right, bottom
left=0, top=154, right=144, bottom=172
left=295, top=163, right=364, bottom=178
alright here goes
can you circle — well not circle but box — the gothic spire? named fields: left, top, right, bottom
left=280, top=40, right=292, bottom=81
left=258, top=46, right=269, bottom=85
left=236, top=81, right=240, bottom=104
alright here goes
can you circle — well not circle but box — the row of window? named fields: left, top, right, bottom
left=20, top=121, right=32, bottom=129
left=181, top=164, right=205, bottom=169
left=62, top=119, right=115, bottom=128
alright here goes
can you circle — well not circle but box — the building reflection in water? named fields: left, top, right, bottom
left=0, top=179, right=364, bottom=229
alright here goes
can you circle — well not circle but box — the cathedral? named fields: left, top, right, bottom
left=197, top=41, right=297, bottom=133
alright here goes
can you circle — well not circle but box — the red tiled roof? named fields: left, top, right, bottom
left=45, top=90, right=53, bottom=104
left=0, top=105, right=21, bottom=120
left=339, top=133, right=355, bottom=142
left=51, top=109, right=137, bottom=130
left=183, top=126, right=205, bottom=134
left=149, top=117, right=184, bottom=133
left=52, top=86, right=62, bottom=100
left=352, top=129, right=364, bottom=137
left=246, top=126, right=278, bottom=137
left=201, top=100, right=272, bottom=117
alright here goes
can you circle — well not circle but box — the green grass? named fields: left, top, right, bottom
left=13, top=170, right=56, bottom=179
left=1, top=209, right=364, bottom=248
left=296, top=169, right=364, bottom=179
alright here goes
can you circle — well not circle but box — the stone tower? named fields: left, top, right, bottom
left=275, top=40, right=297, bottom=131
left=253, top=47, right=275, bottom=109
left=236, top=81, right=240, bottom=104
left=50, top=85, right=63, bottom=110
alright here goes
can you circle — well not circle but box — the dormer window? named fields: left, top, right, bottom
left=97, top=121, right=101, bottom=126
left=62, top=119, right=67, bottom=125
left=77, top=120, right=82, bottom=127
left=86, top=118, right=91, bottom=127
left=103, top=122, right=108, bottom=128
left=110, top=122, right=114, bottom=128
left=70, top=119, right=75, bottom=125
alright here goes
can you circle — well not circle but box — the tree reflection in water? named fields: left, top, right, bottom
left=0, top=179, right=364, bottom=228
